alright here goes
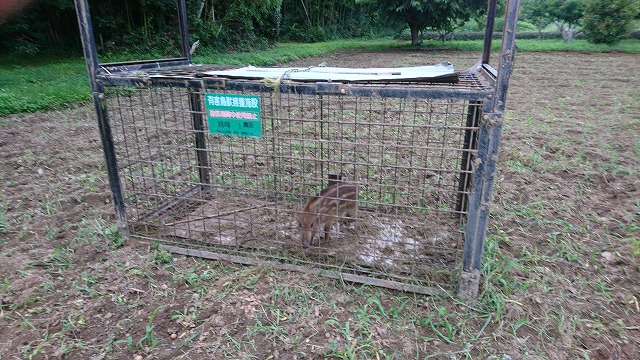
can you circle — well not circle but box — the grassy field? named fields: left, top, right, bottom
left=0, top=42, right=639, bottom=359
left=1, top=38, right=640, bottom=116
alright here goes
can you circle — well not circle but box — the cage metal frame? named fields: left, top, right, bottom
left=74, top=0, right=520, bottom=299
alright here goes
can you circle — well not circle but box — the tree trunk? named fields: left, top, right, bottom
left=197, top=0, right=205, bottom=19
left=537, top=23, right=542, bottom=39
left=300, top=0, right=312, bottom=27
left=409, top=22, right=420, bottom=46
left=555, top=22, right=575, bottom=43
left=562, top=27, right=575, bottom=43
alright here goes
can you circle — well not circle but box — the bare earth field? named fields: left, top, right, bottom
left=1, top=50, right=639, bottom=359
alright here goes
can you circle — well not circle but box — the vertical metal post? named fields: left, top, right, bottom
left=190, top=88, right=210, bottom=186
left=455, top=101, right=481, bottom=217
left=319, top=94, right=326, bottom=186
left=177, top=0, right=191, bottom=61
left=482, top=0, right=499, bottom=64
left=74, top=0, right=129, bottom=236
left=179, top=1, right=204, bottom=188
left=459, top=0, right=520, bottom=300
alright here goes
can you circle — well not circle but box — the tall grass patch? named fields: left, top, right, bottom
left=0, top=58, right=90, bottom=116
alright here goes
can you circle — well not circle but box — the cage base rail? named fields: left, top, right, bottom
left=162, top=244, right=444, bottom=296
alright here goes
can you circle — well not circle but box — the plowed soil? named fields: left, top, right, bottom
left=1, top=49, right=639, bottom=359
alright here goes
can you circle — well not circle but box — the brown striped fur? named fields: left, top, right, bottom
left=297, top=182, right=358, bottom=249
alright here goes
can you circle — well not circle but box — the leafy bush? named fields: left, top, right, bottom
left=583, top=0, right=640, bottom=45
left=190, top=0, right=283, bottom=52
left=280, top=23, right=328, bottom=43
left=517, top=21, right=539, bottom=32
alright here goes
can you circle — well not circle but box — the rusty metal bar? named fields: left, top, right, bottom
left=74, top=0, right=129, bottom=237
left=460, top=0, right=521, bottom=300
left=177, top=0, right=191, bottom=61
left=482, top=0, right=499, bottom=64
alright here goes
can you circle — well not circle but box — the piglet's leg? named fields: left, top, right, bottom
left=323, top=216, right=335, bottom=240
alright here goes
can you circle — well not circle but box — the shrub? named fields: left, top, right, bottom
left=583, top=0, right=640, bottom=45
left=517, top=21, right=539, bottom=32
left=280, top=23, right=329, bottom=43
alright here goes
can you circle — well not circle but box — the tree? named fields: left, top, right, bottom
left=546, top=0, right=584, bottom=42
left=0, top=0, right=77, bottom=54
left=583, top=0, right=640, bottom=45
left=279, top=0, right=380, bottom=42
left=376, top=0, right=485, bottom=46
left=213, top=0, right=282, bottom=48
left=520, top=0, right=552, bottom=38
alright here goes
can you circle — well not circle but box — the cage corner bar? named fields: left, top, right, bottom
left=75, top=0, right=521, bottom=299
left=74, top=0, right=130, bottom=238
left=458, top=0, right=521, bottom=299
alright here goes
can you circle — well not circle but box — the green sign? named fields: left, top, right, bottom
left=205, top=93, right=262, bottom=138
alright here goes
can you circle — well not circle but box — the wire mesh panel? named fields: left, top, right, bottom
left=105, top=83, right=481, bottom=292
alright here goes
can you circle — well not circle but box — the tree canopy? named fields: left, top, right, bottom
left=1, top=0, right=638, bottom=56
left=583, top=0, right=640, bottom=45
left=520, top=0, right=552, bottom=37
left=376, top=0, right=486, bottom=45
left=0, top=0, right=384, bottom=55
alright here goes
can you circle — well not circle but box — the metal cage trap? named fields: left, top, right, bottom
left=74, top=0, right=520, bottom=298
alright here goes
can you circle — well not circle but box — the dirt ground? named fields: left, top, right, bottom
left=1, top=49, right=639, bottom=359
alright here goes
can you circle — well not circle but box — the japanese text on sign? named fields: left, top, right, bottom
left=205, top=93, right=262, bottom=138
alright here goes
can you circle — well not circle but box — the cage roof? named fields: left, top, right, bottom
left=202, top=62, right=457, bottom=83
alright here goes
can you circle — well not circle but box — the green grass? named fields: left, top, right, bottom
left=193, top=38, right=407, bottom=65
left=194, top=38, right=640, bottom=65
left=515, top=38, right=640, bottom=52
left=0, top=202, right=8, bottom=235
left=1, top=38, right=639, bottom=117
left=401, top=38, right=640, bottom=52
left=0, top=58, right=90, bottom=116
